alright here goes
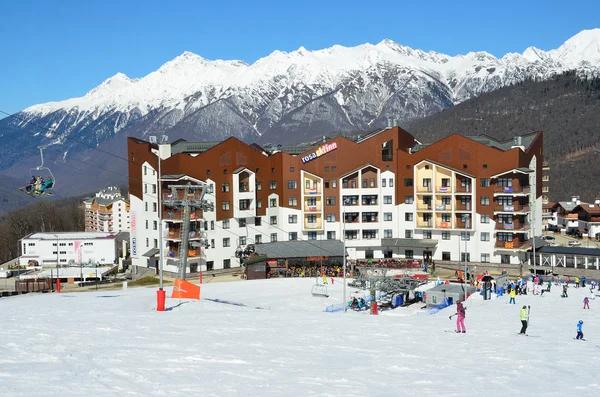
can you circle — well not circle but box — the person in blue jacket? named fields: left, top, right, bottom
left=576, top=320, right=584, bottom=340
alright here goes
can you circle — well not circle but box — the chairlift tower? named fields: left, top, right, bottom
left=162, top=183, right=213, bottom=280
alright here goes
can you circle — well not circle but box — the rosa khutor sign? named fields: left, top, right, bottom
left=301, top=142, right=338, bottom=164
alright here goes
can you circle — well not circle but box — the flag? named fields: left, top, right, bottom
left=439, top=187, right=449, bottom=192
left=171, top=279, right=200, bottom=300
left=503, top=187, right=513, bottom=193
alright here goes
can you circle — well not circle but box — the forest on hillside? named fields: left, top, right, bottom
left=408, top=71, right=600, bottom=202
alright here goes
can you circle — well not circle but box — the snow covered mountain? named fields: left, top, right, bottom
left=0, top=29, right=599, bottom=191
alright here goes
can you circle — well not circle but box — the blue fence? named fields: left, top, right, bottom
left=424, top=298, right=452, bottom=315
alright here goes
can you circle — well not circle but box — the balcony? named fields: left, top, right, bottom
left=163, top=190, right=205, bottom=202
left=495, top=241, right=525, bottom=249
left=455, top=203, right=472, bottom=211
left=436, top=221, right=452, bottom=229
left=166, top=248, right=201, bottom=258
left=434, top=204, right=451, bottom=211
left=416, top=202, right=433, bottom=211
left=303, top=221, right=322, bottom=230
left=495, top=222, right=530, bottom=231
left=494, top=204, right=530, bottom=213
left=454, top=222, right=471, bottom=229
left=493, top=186, right=531, bottom=195
left=417, top=220, right=433, bottom=228
left=165, top=230, right=205, bottom=240
left=436, top=186, right=452, bottom=194
left=417, top=186, right=433, bottom=193
left=164, top=210, right=203, bottom=222
left=455, top=185, right=472, bottom=193
left=304, top=203, right=322, bottom=212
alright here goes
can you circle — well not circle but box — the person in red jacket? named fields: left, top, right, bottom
left=456, top=300, right=466, bottom=333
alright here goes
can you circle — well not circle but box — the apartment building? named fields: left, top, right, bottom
left=84, top=186, right=130, bottom=233
left=127, top=127, right=543, bottom=273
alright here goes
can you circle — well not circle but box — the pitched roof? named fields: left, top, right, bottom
left=575, top=204, right=600, bottom=215
left=557, top=201, right=588, bottom=212
left=537, top=245, right=600, bottom=257
left=253, top=240, right=345, bottom=259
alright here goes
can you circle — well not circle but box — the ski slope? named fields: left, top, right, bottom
left=0, top=278, right=598, bottom=396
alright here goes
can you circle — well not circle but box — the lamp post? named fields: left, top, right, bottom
left=151, top=135, right=168, bottom=312
left=55, top=234, right=59, bottom=291
left=342, top=197, right=348, bottom=312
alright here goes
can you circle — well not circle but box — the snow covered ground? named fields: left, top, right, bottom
left=1, top=278, right=598, bottom=397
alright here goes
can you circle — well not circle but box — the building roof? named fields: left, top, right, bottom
left=543, top=202, right=556, bottom=209
left=415, top=159, right=474, bottom=178
left=381, top=238, right=439, bottom=249
left=575, top=204, right=600, bottom=215
left=537, top=245, right=600, bottom=257
left=24, top=232, right=122, bottom=241
left=468, top=133, right=538, bottom=151
left=143, top=248, right=160, bottom=257
left=253, top=240, right=345, bottom=259
left=427, top=284, right=477, bottom=294
left=557, top=201, right=588, bottom=212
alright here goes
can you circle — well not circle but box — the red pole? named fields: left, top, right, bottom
left=56, top=278, right=61, bottom=293
left=157, top=288, right=166, bottom=311
left=200, top=272, right=203, bottom=284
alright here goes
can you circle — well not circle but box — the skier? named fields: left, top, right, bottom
left=562, top=284, right=569, bottom=298
left=583, top=296, right=590, bottom=309
left=455, top=300, right=466, bottom=333
left=576, top=320, right=584, bottom=340
left=509, top=287, right=516, bottom=304
left=547, top=280, right=552, bottom=292
left=519, top=305, right=529, bottom=335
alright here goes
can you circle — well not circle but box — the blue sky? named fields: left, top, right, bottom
left=1, top=0, right=598, bottom=115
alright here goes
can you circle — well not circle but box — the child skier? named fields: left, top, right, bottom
left=583, top=297, right=590, bottom=309
left=576, top=320, right=584, bottom=340
left=519, top=305, right=529, bottom=335
left=455, top=300, right=466, bottom=333
left=509, top=288, right=516, bottom=304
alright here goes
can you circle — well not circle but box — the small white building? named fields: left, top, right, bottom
left=83, top=186, right=130, bottom=233
left=19, top=232, right=129, bottom=267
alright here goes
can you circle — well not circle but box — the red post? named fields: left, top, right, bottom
left=371, top=301, right=379, bottom=315
left=157, top=288, right=166, bottom=312
left=56, top=278, right=61, bottom=293
left=199, top=272, right=203, bottom=284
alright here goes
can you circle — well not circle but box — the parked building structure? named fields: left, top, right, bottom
left=127, top=127, right=544, bottom=273
left=549, top=197, right=588, bottom=232
left=18, top=232, right=129, bottom=267
left=84, top=186, right=130, bottom=233
left=573, top=199, right=600, bottom=240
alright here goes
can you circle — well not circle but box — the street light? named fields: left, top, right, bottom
left=342, top=197, right=349, bottom=312
left=151, top=135, right=168, bottom=312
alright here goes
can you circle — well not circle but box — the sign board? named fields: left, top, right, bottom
left=301, top=142, right=338, bottom=164
left=130, top=211, right=137, bottom=256
left=307, top=256, right=329, bottom=261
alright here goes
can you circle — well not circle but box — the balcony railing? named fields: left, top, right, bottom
left=495, top=241, right=525, bottom=249
left=435, top=204, right=451, bottom=211
left=454, top=222, right=470, bottom=229
left=493, top=186, right=531, bottom=194
left=416, top=203, right=433, bottom=210
left=163, top=190, right=205, bottom=201
left=416, top=220, right=433, bottom=228
left=166, top=248, right=201, bottom=258
left=436, top=221, right=452, bottom=228
left=455, top=185, right=472, bottom=193
left=455, top=203, right=472, bottom=211
left=303, top=221, right=322, bottom=229
left=495, top=223, right=530, bottom=231
left=494, top=205, right=530, bottom=212
left=164, top=210, right=203, bottom=221
left=436, top=186, right=452, bottom=193
left=305, top=204, right=322, bottom=212
left=417, top=186, right=433, bottom=193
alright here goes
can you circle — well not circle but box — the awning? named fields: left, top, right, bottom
left=142, top=248, right=160, bottom=257
left=381, top=238, right=438, bottom=249
left=490, top=168, right=533, bottom=179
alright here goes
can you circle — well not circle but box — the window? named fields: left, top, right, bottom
left=255, top=235, right=262, bottom=244
left=145, top=220, right=149, bottom=230
left=481, top=253, right=490, bottom=263
left=501, top=255, right=511, bottom=264
left=307, top=197, right=317, bottom=206
left=343, top=195, right=358, bottom=205
left=405, top=250, right=414, bottom=259
left=239, top=219, right=246, bottom=227
left=307, top=214, right=317, bottom=223
left=59, top=251, right=67, bottom=255
left=223, top=169, right=228, bottom=175
left=405, top=230, right=413, bottom=238
left=362, top=195, right=377, bottom=205
left=404, top=178, right=413, bottom=187
left=325, top=180, right=330, bottom=188
left=255, top=217, right=261, bottom=226
left=384, top=212, right=392, bottom=221
left=345, top=230, right=358, bottom=240
left=305, top=180, right=311, bottom=189
left=271, top=233, right=278, bottom=242
left=223, top=238, right=230, bottom=247
left=270, top=216, right=277, bottom=225
left=363, top=229, right=377, bottom=239
left=223, top=220, right=230, bottom=229
left=153, top=239, right=158, bottom=248
left=153, top=202, right=157, bottom=212
left=405, top=213, right=413, bottom=221
left=389, top=178, right=394, bottom=187
left=288, top=215, right=297, bottom=224
left=481, top=232, right=490, bottom=241
left=290, top=167, right=295, bottom=172
left=144, top=166, right=147, bottom=175
left=384, top=196, right=393, bottom=204
left=210, top=221, right=214, bottom=230
left=480, top=178, right=490, bottom=187
left=239, top=236, right=247, bottom=245
left=289, top=232, right=298, bottom=241
left=153, top=221, right=157, bottom=230
left=481, top=215, right=490, bottom=223
left=144, top=184, right=148, bottom=194
left=271, top=168, right=275, bottom=174
left=211, top=239, right=215, bottom=248
left=239, top=199, right=250, bottom=210
left=461, top=232, right=470, bottom=241
left=222, top=183, right=230, bottom=192
left=370, top=178, right=375, bottom=188
left=483, top=164, right=488, bottom=169
left=222, top=201, right=230, bottom=211
left=257, top=200, right=262, bottom=209
left=270, top=198, right=277, bottom=207
left=152, top=184, right=156, bottom=194
left=362, top=212, right=377, bottom=222
left=442, top=252, right=451, bottom=261
left=327, top=214, right=336, bottom=222
left=146, top=238, right=149, bottom=247
left=223, top=259, right=231, bottom=269
left=288, top=197, right=297, bottom=206
left=145, top=202, right=148, bottom=211
left=256, top=182, right=262, bottom=191
left=326, top=197, right=336, bottom=206
left=480, top=196, right=490, bottom=205
left=332, top=166, right=336, bottom=171
left=442, top=213, right=451, bottom=222
left=463, top=164, right=467, bottom=169
left=332, top=180, right=337, bottom=188
left=308, top=232, right=317, bottom=240
left=327, top=231, right=336, bottom=240
left=270, top=181, right=277, bottom=190
left=287, top=180, right=297, bottom=189
left=325, top=166, right=329, bottom=172
left=384, top=229, right=393, bottom=238
left=461, top=253, right=471, bottom=262
left=423, top=230, right=432, bottom=239
left=442, top=231, right=450, bottom=240
left=382, top=179, right=386, bottom=188
left=206, top=169, right=211, bottom=175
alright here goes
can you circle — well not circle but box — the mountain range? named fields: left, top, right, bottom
left=0, top=29, right=599, bottom=204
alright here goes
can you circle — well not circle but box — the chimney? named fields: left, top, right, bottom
left=387, top=118, right=393, bottom=128
left=322, top=135, right=326, bottom=143
left=595, top=198, right=600, bottom=205
left=572, top=196, right=579, bottom=203
left=393, top=119, right=399, bottom=127
left=511, top=136, right=525, bottom=151
left=576, top=200, right=581, bottom=206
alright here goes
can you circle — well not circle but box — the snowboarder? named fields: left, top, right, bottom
left=576, top=320, right=584, bottom=340
left=583, top=296, right=590, bottom=309
left=519, top=305, right=529, bottom=335
left=509, top=288, right=516, bottom=304
left=455, top=300, right=466, bottom=333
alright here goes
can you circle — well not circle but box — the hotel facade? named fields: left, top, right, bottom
left=127, top=127, right=543, bottom=273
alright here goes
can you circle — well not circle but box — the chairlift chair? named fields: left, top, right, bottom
left=311, top=283, right=329, bottom=298
left=20, top=147, right=55, bottom=197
